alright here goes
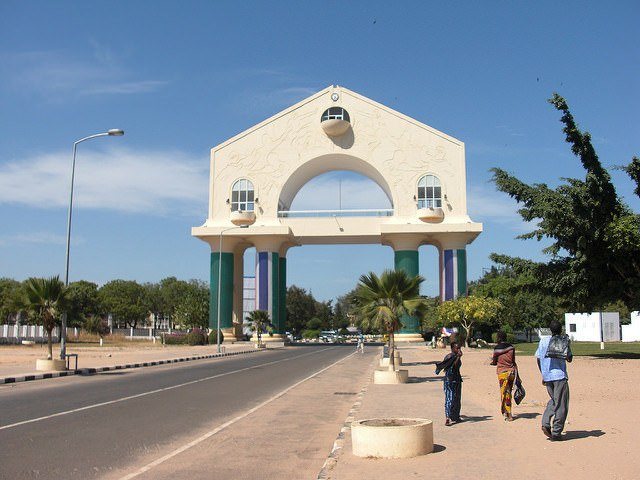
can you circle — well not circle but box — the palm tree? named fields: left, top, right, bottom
left=244, top=310, right=273, bottom=347
left=352, top=270, right=427, bottom=371
left=24, top=276, right=68, bottom=360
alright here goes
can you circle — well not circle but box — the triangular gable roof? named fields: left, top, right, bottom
left=212, top=85, right=462, bottom=152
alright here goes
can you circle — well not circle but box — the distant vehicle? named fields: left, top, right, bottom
left=319, top=330, right=338, bottom=343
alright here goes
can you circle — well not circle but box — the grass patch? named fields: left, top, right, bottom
left=515, top=341, right=640, bottom=359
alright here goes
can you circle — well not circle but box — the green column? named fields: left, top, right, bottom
left=278, top=257, right=287, bottom=335
left=394, top=250, right=420, bottom=334
left=270, top=252, right=280, bottom=334
left=456, top=249, right=467, bottom=297
left=210, top=252, right=234, bottom=330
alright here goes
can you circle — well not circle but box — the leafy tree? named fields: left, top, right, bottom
left=99, top=280, right=149, bottom=328
left=491, top=94, right=640, bottom=311
left=158, top=277, right=192, bottom=325
left=66, top=280, right=102, bottom=328
left=418, top=296, right=441, bottom=335
left=352, top=270, right=428, bottom=371
left=306, top=317, right=323, bottom=331
left=0, top=278, right=24, bottom=324
left=469, top=267, right=560, bottom=341
left=314, top=300, right=334, bottom=330
left=23, top=276, right=68, bottom=360
left=173, top=282, right=209, bottom=330
left=245, top=310, right=273, bottom=347
left=437, top=296, right=502, bottom=347
left=285, top=285, right=317, bottom=334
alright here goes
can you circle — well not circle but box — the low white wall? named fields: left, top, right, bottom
left=564, top=312, right=620, bottom=342
left=622, top=311, right=640, bottom=342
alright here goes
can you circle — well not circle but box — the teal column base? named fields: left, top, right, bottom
left=210, top=252, right=234, bottom=331
left=394, top=250, right=421, bottom=335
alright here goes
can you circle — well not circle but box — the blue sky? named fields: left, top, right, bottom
left=1, top=1, right=638, bottom=302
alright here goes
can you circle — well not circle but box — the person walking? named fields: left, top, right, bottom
left=435, top=341, right=463, bottom=426
left=490, top=331, right=517, bottom=421
left=535, top=320, right=573, bottom=441
left=356, top=332, right=365, bottom=353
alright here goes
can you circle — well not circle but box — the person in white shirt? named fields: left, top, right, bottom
left=535, top=320, right=573, bottom=441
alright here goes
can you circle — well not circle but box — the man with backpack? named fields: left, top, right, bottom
left=535, top=320, right=573, bottom=441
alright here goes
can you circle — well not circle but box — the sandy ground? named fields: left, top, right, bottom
left=331, top=345, right=640, bottom=480
left=0, top=342, right=257, bottom=377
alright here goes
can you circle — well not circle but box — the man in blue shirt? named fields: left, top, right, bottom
left=535, top=320, right=573, bottom=441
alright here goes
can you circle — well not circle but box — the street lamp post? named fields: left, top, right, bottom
left=60, top=129, right=124, bottom=361
left=217, top=225, right=248, bottom=353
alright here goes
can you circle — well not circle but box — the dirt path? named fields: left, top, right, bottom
left=332, top=346, right=640, bottom=480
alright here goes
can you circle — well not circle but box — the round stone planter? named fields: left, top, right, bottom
left=379, top=356, right=402, bottom=367
left=374, top=369, right=409, bottom=384
left=35, top=358, right=67, bottom=372
left=351, top=418, right=433, bottom=458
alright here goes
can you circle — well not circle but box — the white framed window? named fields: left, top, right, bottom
left=321, top=107, right=350, bottom=122
left=231, top=179, right=255, bottom=212
left=417, top=175, right=442, bottom=209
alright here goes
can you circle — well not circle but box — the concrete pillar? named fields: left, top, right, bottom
left=210, top=251, right=234, bottom=334
left=440, top=247, right=467, bottom=301
left=231, top=245, right=246, bottom=341
left=256, top=250, right=280, bottom=331
left=277, top=256, right=287, bottom=335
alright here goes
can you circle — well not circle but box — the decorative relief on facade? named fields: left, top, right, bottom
left=210, top=88, right=464, bottom=221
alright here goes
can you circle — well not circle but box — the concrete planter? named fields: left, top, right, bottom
left=379, top=356, right=402, bottom=367
left=373, top=369, right=409, bottom=384
left=35, top=358, right=67, bottom=372
left=321, top=118, right=350, bottom=137
left=351, top=418, right=433, bottom=458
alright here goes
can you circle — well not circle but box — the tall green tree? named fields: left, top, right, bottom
left=173, top=281, right=209, bottom=329
left=491, top=94, right=640, bottom=311
left=23, top=276, right=68, bottom=360
left=469, top=267, right=559, bottom=341
left=437, top=295, right=502, bottom=347
left=99, top=280, right=149, bottom=328
left=285, top=285, right=317, bottom=334
left=66, top=280, right=102, bottom=328
left=0, top=278, right=24, bottom=324
left=352, top=270, right=427, bottom=371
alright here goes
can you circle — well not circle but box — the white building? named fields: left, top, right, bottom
left=565, top=312, right=620, bottom=342
left=621, top=311, right=640, bottom=342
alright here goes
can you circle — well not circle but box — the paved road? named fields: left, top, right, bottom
left=0, top=345, right=356, bottom=479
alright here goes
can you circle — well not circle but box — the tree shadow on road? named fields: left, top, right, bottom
left=403, top=361, right=437, bottom=366
left=587, top=353, right=640, bottom=360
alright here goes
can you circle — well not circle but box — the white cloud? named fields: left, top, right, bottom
left=467, top=182, right=533, bottom=233
left=0, top=232, right=85, bottom=247
left=0, top=146, right=208, bottom=215
left=0, top=49, right=167, bottom=98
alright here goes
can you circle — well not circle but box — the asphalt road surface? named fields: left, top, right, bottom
left=0, top=345, right=356, bottom=479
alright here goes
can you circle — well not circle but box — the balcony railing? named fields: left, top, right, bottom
left=278, top=209, right=394, bottom=218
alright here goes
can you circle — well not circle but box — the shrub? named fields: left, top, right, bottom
left=164, top=333, right=187, bottom=345
left=339, top=327, right=350, bottom=336
left=302, top=329, right=320, bottom=339
left=208, top=329, right=224, bottom=345
left=186, top=328, right=206, bottom=346
left=491, top=332, right=517, bottom=344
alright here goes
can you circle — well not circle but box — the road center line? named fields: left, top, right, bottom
left=119, top=349, right=357, bottom=480
left=0, top=347, right=336, bottom=431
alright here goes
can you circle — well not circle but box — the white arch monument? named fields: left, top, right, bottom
left=192, top=86, right=482, bottom=342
